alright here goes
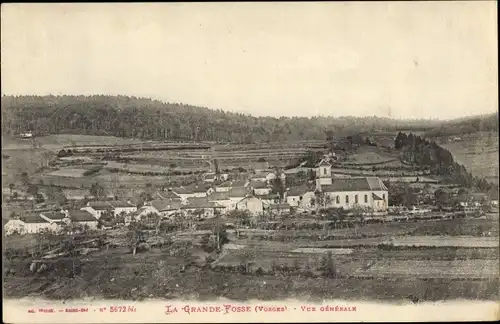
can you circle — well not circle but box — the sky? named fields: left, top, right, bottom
left=1, top=2, right=498, bottom=119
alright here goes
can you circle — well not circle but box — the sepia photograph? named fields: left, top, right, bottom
left=2, top=2, right=498, bottom=323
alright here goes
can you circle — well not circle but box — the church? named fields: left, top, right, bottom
left=315, top=158, right=389, bottom=214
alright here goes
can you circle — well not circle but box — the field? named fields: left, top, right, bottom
left=3, top=215, right=499, bottom=301
left=440, top=132, right=499, bottom=184
left=353, top=260, right=498, bottom=279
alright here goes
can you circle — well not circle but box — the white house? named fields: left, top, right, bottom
left=181, top=198, right=225, bottom=219
left=81, top=202, right=113, bottom=219
left=108, top=200, right=137, bottom=217
left=236, top=196, right=264, bottom=216
left=4, top=216, right=58, bottom=235
left=286, top=186, right=315, bottom=209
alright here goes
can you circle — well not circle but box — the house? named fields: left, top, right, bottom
left=269, top=203, right=291, bottom=216
left=229, top=187, right=249, bottom=210
left=181, top=198, right=225, bottom=219
left=259, top=193, right=281, bottom=209
left=143, top=199, right=183, bottom=218
left=172, top=186, right=213, bottom=199
left=203, top=173, right=217, bottom=183
left=81, top=202, right=112, bottom=219
left=4, top=216, right=58, bottom=235
left=286, top=186, right=315, bottom=209
left=250, top=181, right=272, bottom=196
left=249, top=174, right=268, bottom=183
left=236, top=196, right=263, bottom=216
left=40, top=211, right=67, bottom=224
left=215, top=180, right=248, bottom=192
left=154, top=190, right=181, bottom=200
left=67, top=210, right=99, bottom=229
left=108, top=200, right=137, bottom=217
left=318, top=177, right=389, bottom=213
left=207, top=192, right=232, bottom=210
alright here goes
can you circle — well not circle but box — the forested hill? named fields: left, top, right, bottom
left=2, top=95, right=444, bottom=143
left=424, top=112, right=498, bottom=138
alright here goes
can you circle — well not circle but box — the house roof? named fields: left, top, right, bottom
left=150, top=199, right=182, bottom=212
left=321, top=177, right=387, bottom=192
left=155, top=191, right=181, bottom=200
left=182, top=197, right=224, bottom=209
left=372, top=193, right=384, bottom=201
left=317, top=159, right=332, bottom=167
left=173, top=186, right=210, bottom=194
left=250, top=181, right=268, bottom=189
left=270, top=203, right=291, bottom=209
left=19, top=215, right=48, bottom=224
left=69, top=210, right=97, bottom=222
left=207, top=192, right=230, bottom=201
left=88, top=201, right=112, bottom=210
left=41, top=212, right=66, bottom=220
left=219, top=180, right=247, bottom=188
left=108, top=200, right=135, bottom=208
left=259, top=193, right=281, bottom=200
left=229, top=187, right=248, bottom=198
left=287, top=185, right=311, bottom=197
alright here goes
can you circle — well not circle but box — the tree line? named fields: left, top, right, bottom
left=2, top=95, right=442, bottom=144
left=394, top=132, right=495, bottom=195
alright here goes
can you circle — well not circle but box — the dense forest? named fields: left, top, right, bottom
left=2, top=95, right=442, bottom=143
left=394, top=132, right=496, bottom=195
left=423, top=112, right=498, bottom=138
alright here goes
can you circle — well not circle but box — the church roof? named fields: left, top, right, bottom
left=321, top=177, right=387, bottom=192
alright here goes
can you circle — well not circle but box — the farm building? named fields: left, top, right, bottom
left=181, top=198, right=225, bottom=219
left=268, top=203, right=292, bottom=215
left=108, top=200, right=137, bottom=217
left=154, top=190, right=181, bottom=200
left=250, top=181, right=272, bottom=196
left=142, top=199, right=183, bottom=218
left=4, top=216, right=58, bottom=235
left=259, top=193, right=281, bottom=208
left=81, top=201, right=113, bottom=219
left=215, top=180, right=248, bottom=192
left=172, top=186, right=213, bottom=199
left=67, top=210, right=99, bottom=229
left=286, top=185, right=315, bottom=209
left=39, top=211, right=68, bottom=224
left=207, top=192, right=232, bottom=210
left=236, top=196, right=263, bottom=216
left=229, top=187, right=249, bottom=210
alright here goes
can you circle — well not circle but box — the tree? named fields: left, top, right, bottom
left=434, top=188, right=451, bottom=208
left=20, top=172, right=30, bottom=186
left=212, top=217, right=229, bottom=251
left=321, top=251, right=337, bottom=278
left=126, top=225, right=145, bottom=256
left=271, top=177, right=285, bottom=202
left=8, top=183, right=15, bottom=195
left=89, top=183, right=105, bottom=200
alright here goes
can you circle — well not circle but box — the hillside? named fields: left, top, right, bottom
left=424, top=112, right=498, bottom=138
left=1, top=95, right=441, bottom=143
